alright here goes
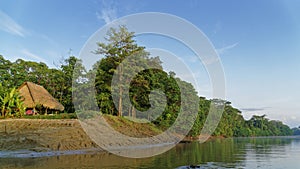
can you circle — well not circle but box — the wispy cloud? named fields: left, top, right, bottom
left=0, top=10, right=27, bottom=37
left=21, top=49, right=47, bottom=63
left=96, top=0, right=117, bottom=24
left=241, top=107, right=271, bottom=112
left=217, top=42, right=239, bottom=55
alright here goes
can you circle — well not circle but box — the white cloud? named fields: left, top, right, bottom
left=21, top=49, right=47, bottom=63
left=96, top=0, right=117, bottom=24
left=217, top=42, right=239, bottom=55
left=0, top=10, right=27, bottom=37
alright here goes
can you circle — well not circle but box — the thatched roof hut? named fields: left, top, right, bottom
left=18, top=82, right=64, bottom=111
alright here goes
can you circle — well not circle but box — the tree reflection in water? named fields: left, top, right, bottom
left=0, top=136, right=299, bottom=169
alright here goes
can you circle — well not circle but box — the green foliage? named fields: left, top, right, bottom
left=0, top=86, right=25, bottom=118
left=94, top=25, right=149, bottom=116
left=23, top=113, right=77, bottom=119
left=94, top=26, right=199, bottom=131
left=0, top=54, right=86, bottom=114
left=242, top=115, right=292, bottom=136
left=60, top=56, right=87, bottom=113
left=188, top=98, right=293, bottom=137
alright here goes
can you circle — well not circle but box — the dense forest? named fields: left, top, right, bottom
left=0, top=26, right=293, bottom=137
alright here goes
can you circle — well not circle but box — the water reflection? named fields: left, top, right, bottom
left=0, top=136, right=299, bottom=168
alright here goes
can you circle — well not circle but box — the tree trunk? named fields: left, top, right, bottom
left=118, top=64, right=123, bottom=117
left=118, top=88, right=123, bottom=116
left=132, top=107, right=136, bottom=118
left=128, top=105, right=131, bottom=117
left=132, top=96, right=137, bottom=118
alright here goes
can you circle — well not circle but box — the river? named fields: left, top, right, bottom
left=0, top=136, right=299, bottom=168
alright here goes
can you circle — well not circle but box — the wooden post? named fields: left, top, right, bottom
left=44, top=108, right=48, bottom=115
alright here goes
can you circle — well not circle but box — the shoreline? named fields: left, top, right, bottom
left=180, top=135, right=226, bottom=143
left=0, top=148, right=104, bottom=158
left=0, top=118, right=178, bottom=154
left=2, top=118, right=294, bottom=157
left=0, top=118, right=218, bottom=157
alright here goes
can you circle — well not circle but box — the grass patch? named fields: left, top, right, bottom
left=22, top=113, right=77, bottom=119
left=103, top=114, right=162, bottom=138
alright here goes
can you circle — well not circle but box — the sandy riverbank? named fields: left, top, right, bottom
left=0, top=119, right=98, bottom=151
left=0, top=116, right=165, bottom=152
left=0, top=117, right=215, bottom=153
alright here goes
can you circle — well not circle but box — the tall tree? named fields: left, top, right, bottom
left=60, top=56, right=86, bottom=113
left=94, top=25, right=148, bottom=116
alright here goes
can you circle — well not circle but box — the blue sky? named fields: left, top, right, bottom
left=1, top=0, right=300, bottom=127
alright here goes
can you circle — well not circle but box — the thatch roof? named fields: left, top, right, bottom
left=18, top=82, right=64, bottom=111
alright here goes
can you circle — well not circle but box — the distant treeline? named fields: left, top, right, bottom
left=292, top=127, right=300, bottom=135
left=0, top=26, right=293, bottom=137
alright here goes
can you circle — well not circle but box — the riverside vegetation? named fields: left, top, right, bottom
left=0, top=26, right=293, bottom=138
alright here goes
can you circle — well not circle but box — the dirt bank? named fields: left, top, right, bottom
left=0, top=119, right=98, bottom=151
left=0, top=116, right=164, bottom=152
